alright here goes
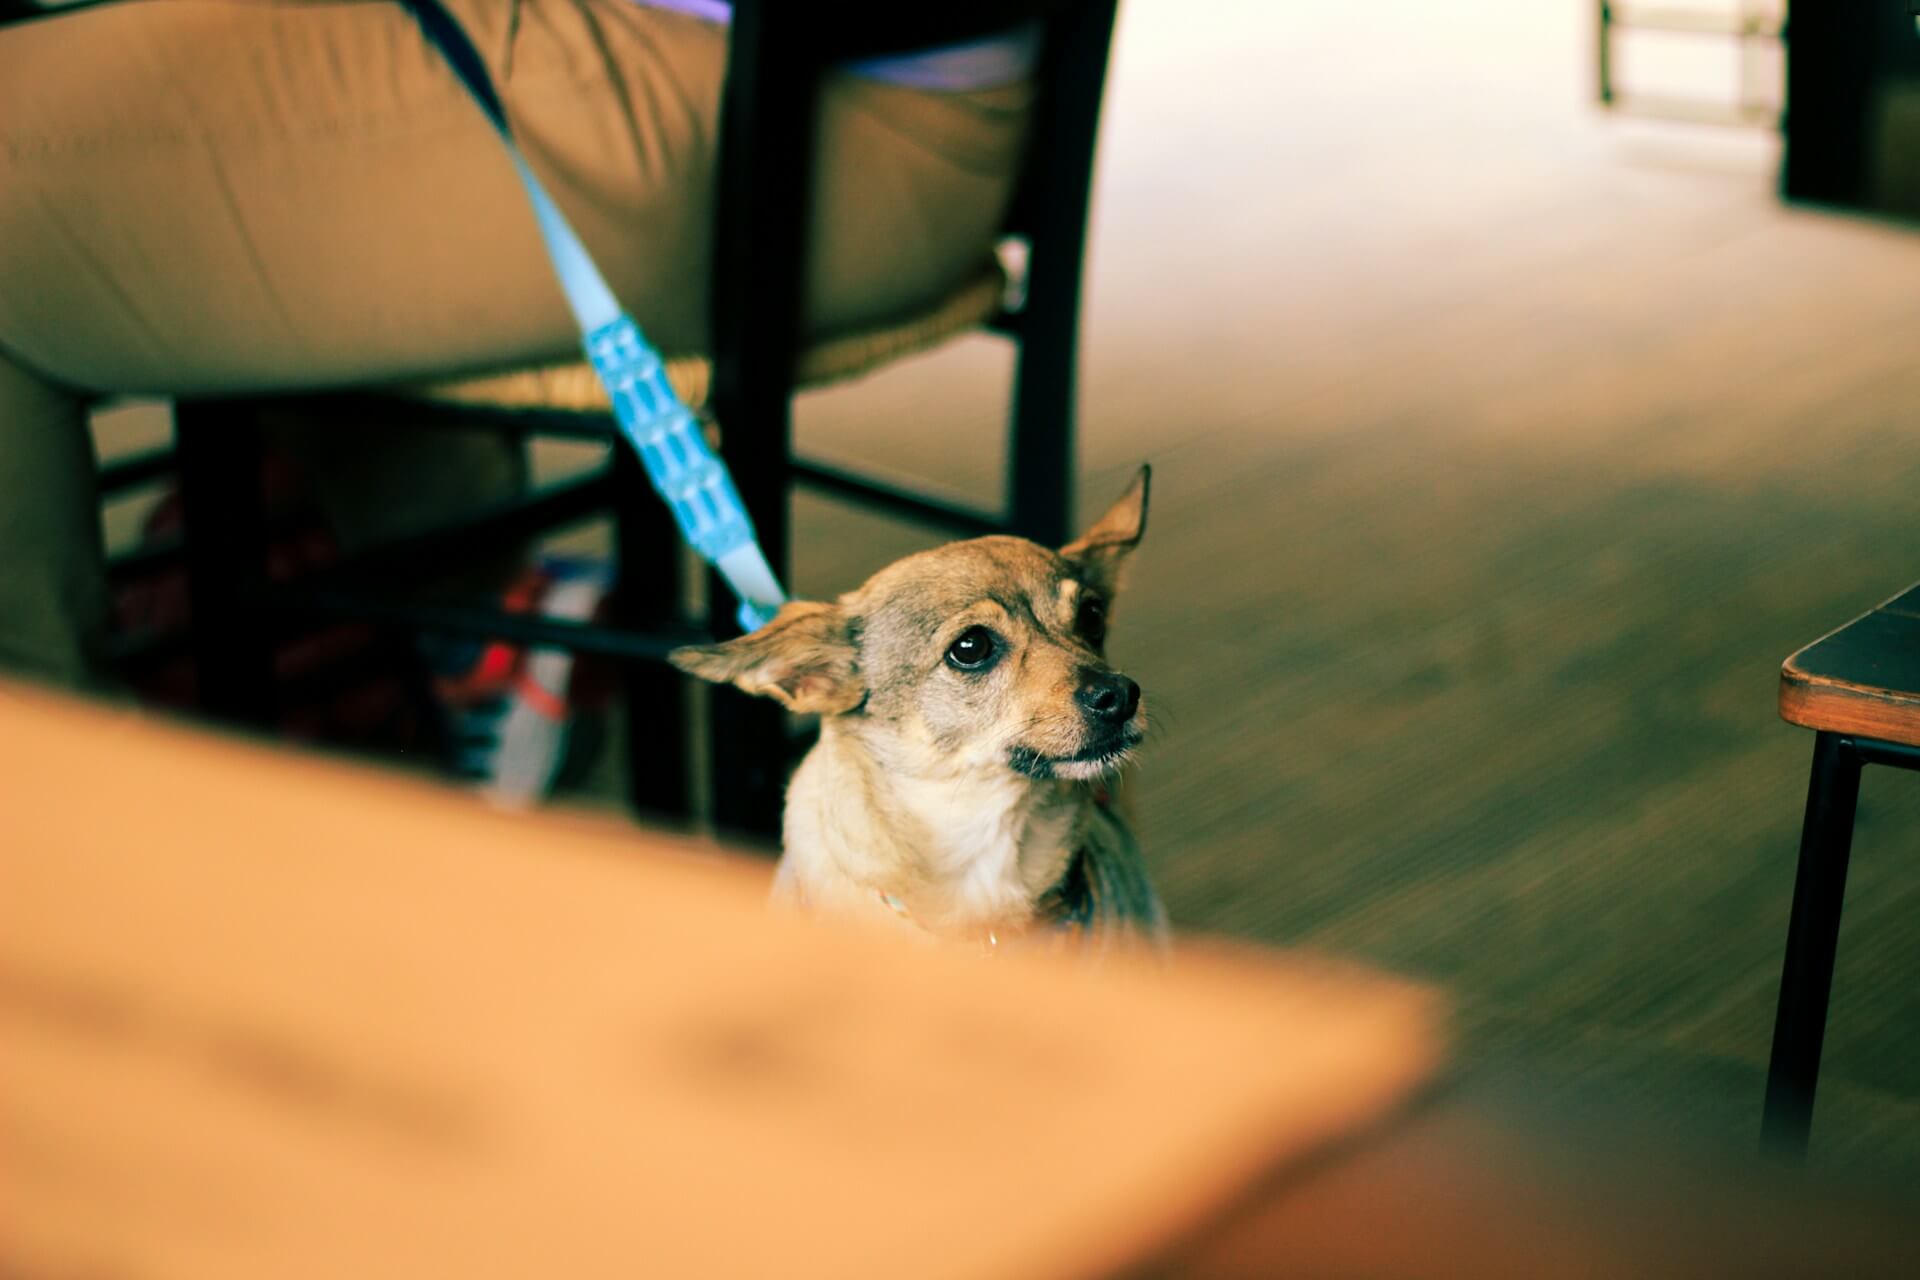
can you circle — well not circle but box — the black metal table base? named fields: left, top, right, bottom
left=1762, top=731, right=1920, bottom=1157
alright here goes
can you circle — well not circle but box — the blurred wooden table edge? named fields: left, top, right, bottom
left=0, top=679, right=1448, bottom=1280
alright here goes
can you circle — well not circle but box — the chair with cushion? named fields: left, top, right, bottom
left=134, top=0, right=1120, bottom=839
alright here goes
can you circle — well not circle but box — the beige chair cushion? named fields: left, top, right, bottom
left=389, top=260, right=1007, bottom=414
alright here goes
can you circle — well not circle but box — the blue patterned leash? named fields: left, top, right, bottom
left=398, top=0, right=784, bottom=633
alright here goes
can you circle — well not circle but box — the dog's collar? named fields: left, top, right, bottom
left=870, top=787, right=1113, bottom=950
left=875, top=844, right=1093, bottom=954
left=875, top=889, right=1001, bottom=953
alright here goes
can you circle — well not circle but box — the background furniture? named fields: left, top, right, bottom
left=1780, top=1, right=1920, bottom=211
left=1765, top=583, right=1920, bottom=1155
left=1595, top=0, right=1783, bottom=129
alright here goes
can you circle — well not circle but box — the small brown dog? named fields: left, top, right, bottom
left=671, top=467, right=1166, bottom=952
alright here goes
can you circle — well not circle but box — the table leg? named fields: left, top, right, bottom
left=1762, top=731, right=1862, bottom=1157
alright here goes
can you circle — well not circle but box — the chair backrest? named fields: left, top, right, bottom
left=707, top=0, right=1121, bottom=421
left=999, top=1, right=1121, bottom=270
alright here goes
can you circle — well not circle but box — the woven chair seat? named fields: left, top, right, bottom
left=389, top=260, right=1008, bottom=415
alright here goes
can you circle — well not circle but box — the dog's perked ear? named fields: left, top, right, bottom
left=668, top=601, right=863, bottom=714
left=1060, top=464, right=1150, bottom=592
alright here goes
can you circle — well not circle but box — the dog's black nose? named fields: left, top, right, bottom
left=1076, top=672, right=1140, bottom=726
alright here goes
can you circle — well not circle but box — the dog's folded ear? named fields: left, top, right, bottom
left=1061, top=464, right=1150, bottom=591
left=668, top=601, right=863, bottom=714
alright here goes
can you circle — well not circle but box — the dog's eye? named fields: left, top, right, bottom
left=945, top=626, right=998, bottom=672
left=1077, top=597, right=1108, bottom=645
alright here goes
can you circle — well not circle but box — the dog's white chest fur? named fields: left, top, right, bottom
left=776, top=724, right=1081, bottom=935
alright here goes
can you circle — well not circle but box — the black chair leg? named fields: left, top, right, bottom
left=1001, top=0, right=1118, bottom=547
left=174, top=400, right=276, bottom=728
left=1006, top=303, right=1076, bottom=548
left=702, top=0, right=810, bottom=846
left=612, top=448, right=690, bottom=822
left=1762, top=731, right=1863, bottom=1157
left=703, top=400, right=790, bottom=843
left=706, top=672, right=787, bottom=841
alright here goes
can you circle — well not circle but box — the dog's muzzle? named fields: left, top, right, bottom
left=1075, top=671, right=1140, bottom=729
left=1010, top=669, right=1144, bottom=780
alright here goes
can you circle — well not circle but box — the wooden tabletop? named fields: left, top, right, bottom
left=1780, top=582, right=1920, bottom=747
left=0, top=682, right=1443, bottom=1280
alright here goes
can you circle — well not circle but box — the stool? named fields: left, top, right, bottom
left=1763, top=582, right=1920, bottom=1155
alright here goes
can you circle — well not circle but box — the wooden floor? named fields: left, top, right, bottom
left=783, top=2, right=1920, bottom=1184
